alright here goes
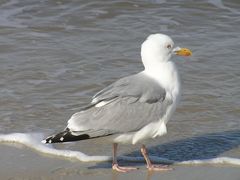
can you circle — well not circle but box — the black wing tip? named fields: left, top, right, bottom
left=42, top=130, right=91, bottom=144
left=41, top=135, right=56, bottom=144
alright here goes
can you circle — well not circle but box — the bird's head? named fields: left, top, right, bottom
left=141, top=33, right=192, bottom=68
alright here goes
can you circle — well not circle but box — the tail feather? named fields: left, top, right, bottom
left=42, top=128, right=90, bottom=144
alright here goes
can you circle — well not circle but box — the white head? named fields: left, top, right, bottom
left=141, top=33, right=191, bottom=70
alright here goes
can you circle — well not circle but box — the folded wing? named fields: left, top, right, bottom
left=67, top=72, right=172, bottom=135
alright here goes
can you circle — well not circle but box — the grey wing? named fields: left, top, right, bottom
left=92, top=72, right=165, bottom=104
left=67, top=72, right=172, bottom=135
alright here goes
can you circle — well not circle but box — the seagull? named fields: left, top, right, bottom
left=42, top=33, right=192, bottom=172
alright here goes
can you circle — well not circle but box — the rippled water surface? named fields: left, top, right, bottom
left=0, top=0, right=240, bottom=162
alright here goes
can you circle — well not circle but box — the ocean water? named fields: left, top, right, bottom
left=0, top=0, right=240, bottom=169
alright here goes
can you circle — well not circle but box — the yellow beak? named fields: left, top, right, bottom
left=174, top=48, right=192, bottom=56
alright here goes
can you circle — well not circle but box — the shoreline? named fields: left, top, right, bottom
left=1, top=144, right=240, bottom=180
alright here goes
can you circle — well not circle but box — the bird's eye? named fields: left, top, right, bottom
left=167, top=44, right=172, bottom=49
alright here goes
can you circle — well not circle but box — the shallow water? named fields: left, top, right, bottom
left=0, top=0, right=240, bottom=169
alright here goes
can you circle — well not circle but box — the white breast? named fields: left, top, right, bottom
left=144, top=61, right=181, bottom=103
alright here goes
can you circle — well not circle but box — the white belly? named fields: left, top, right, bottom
left=113, top=121, right=167, bottom=144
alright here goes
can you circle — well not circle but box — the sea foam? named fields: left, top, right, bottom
left=0, top=133, right=240, bottom=166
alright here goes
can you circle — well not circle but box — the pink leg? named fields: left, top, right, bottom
left=140, top=145, right=173, bottom=171
left=112, top=143, right=138, bottom=172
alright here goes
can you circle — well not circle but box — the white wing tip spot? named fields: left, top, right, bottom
left=60, top=137, right=64, bottom=141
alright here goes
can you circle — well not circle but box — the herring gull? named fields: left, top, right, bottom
left=42, top=33, right=192, bottom=172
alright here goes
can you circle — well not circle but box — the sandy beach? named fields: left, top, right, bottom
left=1, top=144, right=240, bottom=180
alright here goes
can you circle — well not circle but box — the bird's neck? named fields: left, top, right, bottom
left=143, top=61, right=180, bottom=98
left=142, top=55, right=170, bottom=69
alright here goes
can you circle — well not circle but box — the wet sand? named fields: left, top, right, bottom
left=1, top=145, right=239, bottom=180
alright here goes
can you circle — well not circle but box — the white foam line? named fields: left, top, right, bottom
left=177, top=157, right=240, bottom=166
left=0, top=133, right=240, bottom=166
left=0, top=133, right=110, bottom=162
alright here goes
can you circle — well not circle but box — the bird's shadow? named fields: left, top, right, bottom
left=89, top=129, right=240, bottom=169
